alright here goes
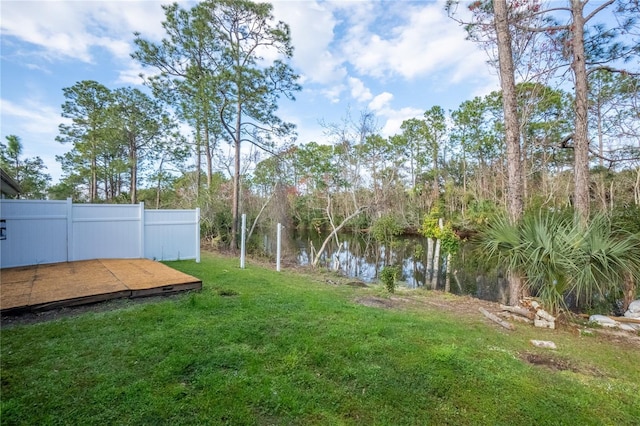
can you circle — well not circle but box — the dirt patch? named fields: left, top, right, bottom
left=387, top=292, right=502, bottom=319
left=355, top=296, right=398, bottom=309
left=353, top=290, right=640, bottom=349
left=521, top=352, right=577, bottom=372
left=520, top=352, right=605, bottom=377
left=354, top=293, right=499, bottom=315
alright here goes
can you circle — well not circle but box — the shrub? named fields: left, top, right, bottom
left=380, top=265, right=400, bottom=293
left=371, top=214, right=403, bottom=245
left=479, top=211, right=640, bottom=314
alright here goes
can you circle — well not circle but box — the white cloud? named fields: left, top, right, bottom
left=368, top=92, right=393, bottom=111
left=116, top=62, right=149, bottom=86
left=364, top=91, right=423, bottom=137
left=337, top=2, right=491, bottom=86
left=469, top=78, right=501, bottom=100
left=348, top=77, right=373, bottom=103
left=354, top=90, right=423, bottom=137
left=0, top=98, right=69, bottom=181
left=1, top=98, right=66, bottom=137
left=320, top=84, right=345, bottom=104
left=2, top=1, right=91, bottom=62
left=271, top=1, right=347, bottom=85
left=378, top=106, right=424, bottom=137
left=0, top=0, right=168, bottom=63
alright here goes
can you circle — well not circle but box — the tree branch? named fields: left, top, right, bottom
left=584, top=0, right=615, bottom=23
left=586, top=66, right=640, bottom=77
left=514, top=23, right=569, bottom=33
left=312, top=205, right=368, bottom=267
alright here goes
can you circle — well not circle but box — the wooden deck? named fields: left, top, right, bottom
left=1, top=259, right=202, bottom=314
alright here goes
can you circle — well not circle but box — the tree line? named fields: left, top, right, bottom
left=2, top=0, right=639, bottom=310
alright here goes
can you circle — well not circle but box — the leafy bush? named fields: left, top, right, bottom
left=380, top=265, right=400, bottom=293
left=371, top=214, right=403, bottom=245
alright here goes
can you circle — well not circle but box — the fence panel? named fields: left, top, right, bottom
left=71, top=204, right=142, bottom=261
left=1, top=199, right=199, bottom=268
left=144, top=209, right=200, bottom=261
left=0, top=200, right=68, bottom=268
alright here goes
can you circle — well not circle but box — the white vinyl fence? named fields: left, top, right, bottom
left=0, top=199, right=200, bottom=268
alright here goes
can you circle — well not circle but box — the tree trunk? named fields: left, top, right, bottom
left=507, top=269, right=524, bottom=306
left=204, top=121, right=212, bottom=188
left=426, top=237, right=434, bottom=285
left=445, top=253, right=452, bottom=293
left=494, top=0, right=525, bottom=305
left=91, top=138, right=98, bottom=203
left=155, top=176, right=162, bottom=209
left=635, top=167, right=640, bottom=206
left=479, top=307, right=515, bottom=330
left=622, top=271, right=636, bottom=312
left=499, top=304, right=535, bottom=320
left=195, top=121, right=202, bottom=200
left=130, top=134, right=137, bottom=204
left=597, top=98, right=604, bottom=168
left=231, top=100, right=242, bottom=251
left=432, top=150, right=439, bottom=202
left=246, top=189, right=275, bottom=243
left=494, top=0, right=523, bottom=224
left=571, top=0, right=590, bottom=224
left=432, top=239, right=441, bottom=290
left=312, top=206, right=366, bottom=267
left=155, top=157, right=165, bottom=209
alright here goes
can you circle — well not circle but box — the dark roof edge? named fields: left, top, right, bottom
left=0, top=168, right=21, bottom=196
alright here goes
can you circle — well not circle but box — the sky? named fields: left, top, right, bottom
left=0, top=0, right=497, bottom=184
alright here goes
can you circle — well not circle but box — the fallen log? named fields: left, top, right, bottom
left=536, top=309, right=556, bottom=323
left=479, top=307, right=515, bottom=330
left=499, top=304, right=535, bottom=320
left=530, top=340, right=557, bottom=349
left=609, top=316, right=640, bottom=325
left=498, top=312, right=533, bottom=324
left=525, top=300, right=557, bottom=322
left=534, top=318, right=555, bottom=329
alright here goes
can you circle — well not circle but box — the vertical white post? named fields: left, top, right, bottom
left=139, top=202, right=145, bottom=259
left=195, top=208, right=201, bottom=263
left=276, top=222, right=282, bottom=272
left=66, top=197, right=73, bottom=262
left=240, top=213, right=246, bottom=269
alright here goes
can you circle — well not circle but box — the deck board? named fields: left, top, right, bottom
left=1, top=259, right=202, bottom=314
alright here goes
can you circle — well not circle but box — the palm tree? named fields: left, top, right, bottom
left=479, top=211, right=640, bottom=315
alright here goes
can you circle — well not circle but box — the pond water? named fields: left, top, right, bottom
left=251, top=227, right=506, bottom=302
left=254, top=228, right=441, bottom=288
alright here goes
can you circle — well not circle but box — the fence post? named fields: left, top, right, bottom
left=240, top=213, right=246, bottom=269
left=66, top=198, right=73, bottom=262
left=195, top=208, right=201, bottom=263
left=276, top=223, right=282, bottom=272
left=139, top=202, right=145, bottom=259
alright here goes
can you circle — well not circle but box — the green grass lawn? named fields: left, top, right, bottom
left=2, top=252, right=639, bottom=425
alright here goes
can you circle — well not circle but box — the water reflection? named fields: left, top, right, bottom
left=254, top=228, right=438, bottom=289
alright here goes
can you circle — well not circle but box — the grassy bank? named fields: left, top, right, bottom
left=2, top=252, right=639, bottom=425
